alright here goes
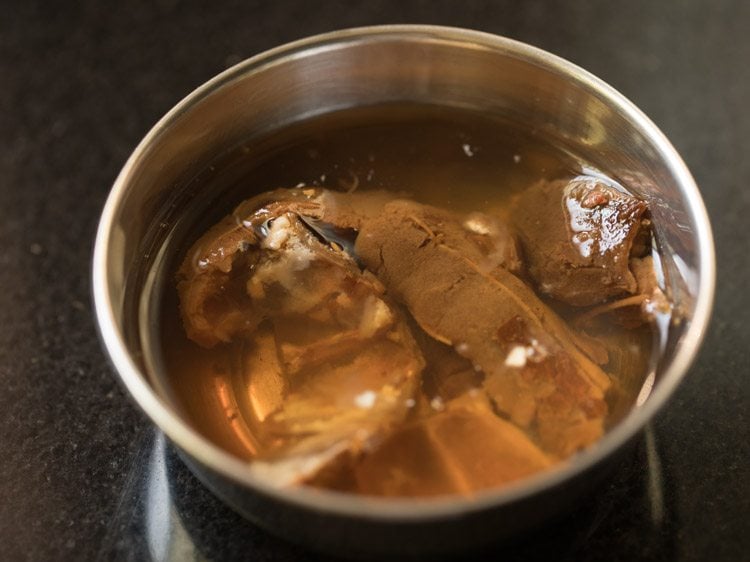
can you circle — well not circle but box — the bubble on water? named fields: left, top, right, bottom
left=504, top=345, right=527, bottom=368
left=355, top=390, right=377, bottom=409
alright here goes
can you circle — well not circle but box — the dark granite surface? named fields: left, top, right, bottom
left=1, top=1, right=748, bottom=560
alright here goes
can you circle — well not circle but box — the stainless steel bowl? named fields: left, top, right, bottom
left=92, top=25, right=715, bottom=558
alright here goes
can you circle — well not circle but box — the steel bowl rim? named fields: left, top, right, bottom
left=92, top=24, right=715, bottom=521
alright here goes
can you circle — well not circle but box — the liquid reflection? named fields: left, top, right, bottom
left=99, top=427, right=675, bottom=561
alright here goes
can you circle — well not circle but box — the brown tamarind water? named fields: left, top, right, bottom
left=148, top=104, right=665, bottom=497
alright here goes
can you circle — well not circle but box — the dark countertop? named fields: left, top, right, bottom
left=1, top=2, right=747, bottom=560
